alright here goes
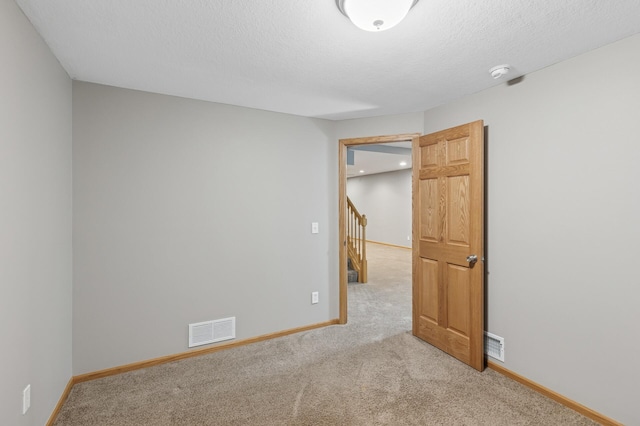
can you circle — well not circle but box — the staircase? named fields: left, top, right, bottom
left=347, top=197, right=367, bottom=283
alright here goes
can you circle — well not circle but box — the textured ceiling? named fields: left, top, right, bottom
left=15, top=0, right=640, bottom=121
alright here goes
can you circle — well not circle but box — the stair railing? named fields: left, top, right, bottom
left=347, top=197, right=367, bottom=283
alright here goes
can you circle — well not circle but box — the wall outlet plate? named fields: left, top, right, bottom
left=311, top=291, right=319, bottom=304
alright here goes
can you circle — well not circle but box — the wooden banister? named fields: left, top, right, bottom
left=347, top=197, right=367, bottom=283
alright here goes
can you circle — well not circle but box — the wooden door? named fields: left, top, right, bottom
left=412, top=121, right=485, bottom=371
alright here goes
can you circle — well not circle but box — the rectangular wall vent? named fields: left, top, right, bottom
left=484, top=332, right=505, bottom=362
left=189, top=317, right=236, bottom=348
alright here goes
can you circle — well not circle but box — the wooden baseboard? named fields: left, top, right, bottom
left=46, top=319, right=339, bottom=425
left=53, top=324, right=621, bottom=425
left=367, top=240, right=411, bottom=250
left=46, top=377, right=74, bottom=426
left=487, top=361, right=622, bottom=426
left=74, top=319, right=340, bottom=384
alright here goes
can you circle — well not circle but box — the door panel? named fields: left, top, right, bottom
left=422, top=144, right=439, bottom=167
left=419, top=259, right=439, bottom=322
left=447, top=175, right=470, bottom=246
left=447, top=264, right=470, bottom=335
left=412, top=121, right=484, bottom=371
left=446, top=137, right=470, bottom=165
left=419, top=179, right=439, bottom=242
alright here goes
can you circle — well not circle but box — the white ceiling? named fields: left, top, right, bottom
left=15, top=0, right=640, bottom=123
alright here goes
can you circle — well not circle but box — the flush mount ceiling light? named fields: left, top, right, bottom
left=489, top=64, right=511, bottom=79
left=336, top=0, right=420, bottom=32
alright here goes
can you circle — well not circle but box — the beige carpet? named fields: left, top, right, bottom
left=54, top=243, right=596, bottom=425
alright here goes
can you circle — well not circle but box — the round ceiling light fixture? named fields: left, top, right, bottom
left=489, top=64, right=511, bottom=79
left=336, top=0, right=420, bottom=32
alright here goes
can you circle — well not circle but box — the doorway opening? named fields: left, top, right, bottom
left=338, top=133, right=420, bottom=324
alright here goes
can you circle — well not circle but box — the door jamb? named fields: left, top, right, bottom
left=338, top=133, right=421, bottom=324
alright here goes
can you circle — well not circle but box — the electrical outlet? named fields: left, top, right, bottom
left=311, top=291, right=319, bottom=304
left=311, top=222, right=319, bottom=234
left=23, top=384, right=30, bottom=414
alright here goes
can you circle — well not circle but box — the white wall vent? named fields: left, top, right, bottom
left=484, top=332, right=505, bottom=362
left=188, top=317, right=236, bottom=348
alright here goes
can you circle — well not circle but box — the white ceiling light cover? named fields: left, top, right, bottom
left=341, top=0, right=417, bottom=32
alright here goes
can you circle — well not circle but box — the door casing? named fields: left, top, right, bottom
left=338, top=133, right=420, bottom=324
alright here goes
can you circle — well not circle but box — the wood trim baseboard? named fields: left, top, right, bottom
left=74, top=319, right=340, bottom=384
left=487, top=361, right=623, bottom=426
left=366, top=240, right=412, bottom=250
left=46, top=377, right=74, bottom=426
left=48, top=330, right=619, bottom=425
left=47, top=320, right=340, bottom=425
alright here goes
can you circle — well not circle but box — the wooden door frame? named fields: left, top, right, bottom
left=338, top=133, right=421, bottom=324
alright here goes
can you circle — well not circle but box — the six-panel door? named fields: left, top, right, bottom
left=412, top=121, right=485, bottom=371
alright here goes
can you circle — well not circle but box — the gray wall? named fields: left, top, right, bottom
left=0, top=1, right=73, bottom=425
left=72, top=82, right=338, bottom=374
left=335, top=112, right=424, bottom=140
left=347, top=170, right=412, bottom=247
left=422, top=34, right=640, bottom=425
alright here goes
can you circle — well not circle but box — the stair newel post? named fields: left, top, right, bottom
left=361, top=214, right=367, bottom=283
